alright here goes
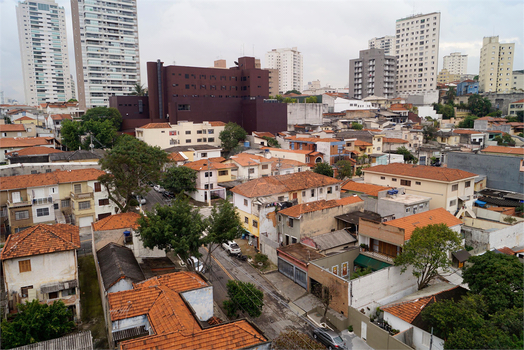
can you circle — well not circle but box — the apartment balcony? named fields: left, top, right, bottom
left=7, top=199, right=32, bottom=208
left=360, top=250, right=395, bottom=264
left=70, top=191, right=94, bottom=200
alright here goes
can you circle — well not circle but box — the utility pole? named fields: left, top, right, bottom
left=207, top=161, right=211, bottom=206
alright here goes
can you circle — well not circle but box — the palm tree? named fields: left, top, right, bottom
left=131, top=82, right=147, bottom=96
left=445, top=87, right=456, bottom=105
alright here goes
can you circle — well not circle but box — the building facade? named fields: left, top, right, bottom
left=368, top=36, right=395, bottom=56
left=512, top=70, right=524, bottom=91
left=349, top=48, right=396, bottom=99
left=442, top=52, right=467, bottom=75
left=16, top=0, right=73, bottom=106
left=394, top=12, right=441, bottom=94
left=135, top=121, right=225, bottom=149
left=71, top=0, right=141, bottom=110
left=478, top=36, right=515, bottom=93
left=436, top=68, right=461, bottom=85
left=265, top=47, right=303, bottom=94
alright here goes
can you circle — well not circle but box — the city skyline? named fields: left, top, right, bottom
left=1, top=0, right=523, bottom=104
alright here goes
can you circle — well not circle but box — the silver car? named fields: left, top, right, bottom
left=222, top=240, right=241, bottom=255
left=312, top=328, right=346, bottom=350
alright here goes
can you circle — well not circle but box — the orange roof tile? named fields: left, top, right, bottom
left=482, top=146, right=524, bottom=156
left=0, top=168, right=105, bottom=191
left=364, top=163, right=477, bottom=182
left=208, top=121, right=226, bottom=126
left=184, top=159, right=236, bottom=171
left=6, top=146, right=63, bottom=156
left=354, top=140, right=373, bottom=146
left=0, top=137, right=54, bottom=149
left=278, top=197, right=362, bottom=218
left=231, top=171, right=341, bottom=198
left=16, top=116, right=35, bottom=121
left=476, top=116, right=507, bottom=122
left=384, top=208, right=463, bottom=240
left=228, top=153, right=271, bottom=167
left=0, top=224, right=80, bottom=260
left=383, top=138, right=408, bottom=144
left=50, top=114, right=72, bottom=121
left=169, top=152, right=186, bottom=162
left=0, top=124, right=26, bottom=132
left=286, top=136, right=341, bottom=143
left=253, top=131, right=275, bottom=138
left=453, top=129, right=483, bottom=135
left=341, top=181, right=393, bottom=196
left=92, top=213, right=141, bottom=231
left=138, top=123, right=172, bottom=129
left=261, top=147, right=312, bottom=155
left=511, top=99, right=524, bottom=104
left=267, top=157, right=307, bottom=169
left=382, top=296, right=434, bottom=323
left=364, top=129, right=383, bottom=132
left=496, top=247, right=515, bottom=255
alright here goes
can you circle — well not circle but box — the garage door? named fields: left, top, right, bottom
left=78, top=216, right=93, bottom=227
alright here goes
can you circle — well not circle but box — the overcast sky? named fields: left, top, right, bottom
left=1, top=0, right=522, bottom=104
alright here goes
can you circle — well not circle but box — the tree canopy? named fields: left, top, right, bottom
left=422, top=124, right=438, bottom=142
left=131, top=82, right=147, bottom=96
left=444, top=87, right=456, bottom=105
left=81, top=106, right=122, bottom=130
left=160, top=166, right=197, bottom=194
left=396, top=146, right=418, bottom=164
left=394, top=223, right=462, bottom=290
left=433, top=103, right=455, bottom=119
left=61, top=119, right=84, bottom=151
left=468, top=94, right=492, bottom=116
left=0, top=300, right=75, bottom=349
left=262, top=136, right=280, bottom=148
left=351, top=122, right=363, bottom=130
left=223, top=280, right=264, bottom=318
left=137, top=197, right=205, bottom=261
left=305, top=96, right=318, bottom=103
left=98, top=135, right=169, bottom=212
left=335, top=160, right=353, bottom=179
left=457, top=115, right=478, bottom=128
left=494, top=133, right=516, bottom=147
left=219, top=122, right=247, bottom=153
left=284, top=89, right=301, bottom=95
left=312, top=162, right=334, bottom=177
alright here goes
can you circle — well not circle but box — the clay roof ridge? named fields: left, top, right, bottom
left=230, top=321, right=267, bottom=342
left=42, top=224, right=80, bottom=250
left=156, top=286, right=194, bottom=335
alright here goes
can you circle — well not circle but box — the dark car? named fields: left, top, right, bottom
left=162, top=191, right=175, bottom=199
left=312, top=328, right=346, bottom=350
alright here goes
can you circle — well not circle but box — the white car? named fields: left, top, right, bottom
left=136, top=195, right=146, bottom=204
left=187, top=256, right=205, bottom=273
left=222, top=240, right=241, bottom=255
left=153, top=185, right=165, bottom=193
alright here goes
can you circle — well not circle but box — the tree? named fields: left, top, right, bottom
left=223, top=280, right=264, bottom=318
left=394, top=223, right=462, bottom=290
left=137, top=197, right=205, bottom=262
left=313, top=162, right=333, bottom=177
left=130, top=82, right=147, bottom=96
left=219, top=122, right=247, bottom=153
left=468, top=94, right=492, bottom=116
left=422, top=124, right=438, bottom=142
left=351, top=122, right=363, bottom=130
left=457, top=115, right=478, bottom=128
left=60, top=119, right=84, bottom=151
left=506, top=111, right=524, bottom=123
left=202, top=200, right=242, bottom=270
left=283, top=97, right=297, bottom=103
left=160, top=166, right=197, bottom=194
left=396, top=146, right=418, bottom=164
left=284, top=89, right=301, bottom=95
left=262, top=136, right=280, bottom=148
left=441, top=104, right=455, bottom=119
left=462, top=251, right=523, bottom=314
left=494, top=133, right=516, bottom=147
left=98, top=135, right=169, bottom=213
left=305, top=96, right=317, bottom=103
left=312, top=281, right=340, bottom=322
left=81, top=106, right=123, bottom=130
left=0, top=300, right=75, bottom=349
left=445, top=87, right=456, bottom=105
left=4, top=116, right=12, bottom=124
left=273, top=330, right=325, bottom=350
left=335, top=160, right=353, bottom=179
left=67, top=98, right=78, bottom=102
left=81, top=118, right=118, bottom=149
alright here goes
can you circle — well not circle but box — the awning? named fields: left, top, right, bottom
left=452, top=250, right=471, bottom=262
left=475, top=200, right=486, bottom=207
left=354, top=254, right=391, bottom=271
left=458, top=195, right=470, bottom=201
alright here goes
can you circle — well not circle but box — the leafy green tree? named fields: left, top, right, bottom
left=275, top=95, right=283, bottom=102
left=137, top=196, right=205, bottom=261
left=262, top=136, right=280, bottom=148
left=313, top=162, right=333, bottom=177
left=81, top=118, right=118, bottom=149
left=60, top=119, right=84, bottom=151
left=351, top=122, right=363, bottom=130
left=506, top=111, right=524, bottom=123
left=445, top=87, right=456, bottom=105
left=98, top=135, right=169, bottom=212
left=441, top=104, right=455, bottom=119
left=457, top=115, right=478, bottom=128
left=462, top=251, right=523, bottom=314
left=394, top=223, right=463, bottom=290
left=0, top=300, right=74, bottom=349
left=4, top=116, right=12, bottom=124
left=335, top=160, right=353, bottom=179
left=81, top=106, right=123, bottom=130
left=305, top=96, right=317, bottom=103
left=219, top=122, right=247, bottom=153
left=283, top=97, right=297, bottom=103
left=494, top=134, right=516, bottom=147
left=160, top=166, right=197, bottom=194
left=130, top=82, right=147, bottom=96
left=422, top=124, right=438, bottom=142
left=487, top=110, right=502, bottom=117
left=67, top=98, right=78, bottom=102
left=223, top=280, right=264, bottom=318
left=284, top=89, right=301, bottom=95
left=468, top=94, right=492, bottom=116
left=396, top=146, right=418, bottom=164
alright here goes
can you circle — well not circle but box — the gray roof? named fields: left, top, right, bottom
left=452, top=249, right=471, bottom=262
left=97, top=243, right=145, bottom=290
left=310, top=229, right=357, bottom=251
left=336, top=130, right=374, bottom=143
left=335, top=210, right=382, bottom=224
left=49, top=149, right=104, bottom=161
left=12, top=331, right=93, bottom=350
left=163, top=144, right=221, bottom=152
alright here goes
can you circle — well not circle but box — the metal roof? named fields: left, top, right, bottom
left=11, top=331, right=93, bottom=350
left=97, top=243, right=145, bottom=290
left=311, top=229, right=357, bottom=251
left=335, top=210, right=382, bottom=224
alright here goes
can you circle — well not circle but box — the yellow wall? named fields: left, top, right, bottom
left=216, top=168, right=233, bottom=183
left=237, top=208, right=260, bottom=238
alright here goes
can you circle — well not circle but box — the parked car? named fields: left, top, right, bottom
left=162, top=191, right=175, bottom=199
left=222, top=240, right=241, bottom=255
left=312, top=328, right=346, bottom=350
left=187, top=256, right=205, bottom=273
left=136, top=195, right=146, bottom=204
left=153, top=184, right=165, bottom=193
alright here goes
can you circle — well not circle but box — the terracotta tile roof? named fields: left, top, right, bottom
left=354, top=140, right=373, bottom=146
left=253, top=131, right=275, bottom=138
left=364, top=163, right=477, bottom=182
left=496, top=247, right=515, bottom=255
left=138, top=123, right=172, bottom=129
left=0, top=224, right=80, bottom=260
left=278, top=197, right=362, bottom=218
left=229, top=153, right=271, bottom=167
left=267, top=157, right=307, bottom=169
left=364, top=129, right=383, bottom=132
left=92, top=213, right=141, bottom=231
left=231, top=171, right=341, bottom=198
left=208, top=157, right=226, bottom=162
left=16, top=116, right=35, bottom=121
left=168, top=152, right=186, bottom=162
left=0, top=137, right=54, bottom=149
left=384, top=208, right=463, bottom=240
left=0, top=168, right=105, bottom=191
left=6, top=146, right=63, bottom=156
left=476, top=116, right=506, bottom=122
left=50, top=114, right=72, bottom=121
left=0, top=124, right=26, bottom=132
left=511, top=99, right=524, bottom=104
left=383, top=138, right=409, bottom=144
left=184, top=159, right=236, bottom=171
left=482, top=146, right=524, bottom=155
left=208, top=121, right=226, bottom=126
left=453, top=129, right=483, bottom=135
left=286, top=136, right=341, bottom=143
left=133, top=271, right=207, bottom=290
left=261, top=147, right=312, bottom=155
left=342, top=181, right=393, bottom=196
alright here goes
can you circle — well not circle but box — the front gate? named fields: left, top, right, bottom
left=278, top=258, right=307, bottom=289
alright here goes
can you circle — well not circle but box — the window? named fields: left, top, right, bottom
left=208, top=137, right=215, bottom=142
left=302, top=191, right=306, bottom=197
left=61, top=199, right=70, bottom=208
left=465, top=181, right=471, bottom=188
left=218, top=170, right=228, bottom=176
left=392, top=178, right=397, bottom=182
left=262, top=164, right=268, bottom=170
left=78, top=201, right=91, bottom=210
left=73, top=184, right=82, bottom=193
left=204, top=171, right=212, bottom=177
left=400, top=179, right=411, bottom=186
left=99, top=198, right=109, bottom=206
left=15, top=210, right=29, bottom=220
left=288, top=218, right=293, bottom=227
left=62, top=287, right=76, bottom=296
left=21, top=285, right=33, bottom=297
left=450, top=199, right=457, bottom=207
left=253, top=220, right=258, bottom=228
left=185, top=130, right=191, bottom=134
left=19, top=259, right=31, bottom=273
left=244, top=216, right=249, bottom=224
left=278, top=196, right=284, bottom=201
left=415, top=181, right=421, bottom=185
left=248, top=168, right=255, bottom=174
left=36, top=208, right=49, bottom=217
left=201, top=152, right=207, bottom=157
left=53, top=203, right=59, bottom=210
left=311, top=189, right=315, bottom=197
left=327, top=187, right=332, bottom=194
left=244, top=199, right=248, bottom=206
left=48, top=291, right=58, bottom=299
left=452, top=184, right=458, bottom=191
left=186, top=139, right=191, bottom=143
left=94, top=182, right=101, bottom=192
left=335, top=186, right=339, bottom=191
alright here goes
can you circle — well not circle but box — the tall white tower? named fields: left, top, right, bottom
left=16, top=0, right=73, bottom=106
left=479, top=36, right=515, bottom=93
left=71, top=0, right=141, bottom=110
left=442, top=52, right=468, bottom=75
left=265, top=47, right=303, bottom=94
left=394, top=12, right=441, bottom=94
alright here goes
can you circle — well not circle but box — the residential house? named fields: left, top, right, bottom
left=452, top=129, right=485, bottom=150
left=363, top=163, right=477, bottom=214
left=231, top=171, right=342, bottom=252
left=382, top=138, right=409, bottom=152
left=39, top=101, right=82, bottom=119
left=183, top=159, right=234, bottom=202
left=45, top=114, right=72, bottom=136
left=508, top=99, right=524, bottom=116
left=262, top=147, right=316, bottom=166
left=107, top=272, right=269, bottom=349
left=341, top=181, right=393, bottom=197
left=49, top=149, right=104, bottom=163
left=481, top=145, right=524, bottom=157
left=135, top=121, right=226, bottom=149
left=435, top=129, right=461, bottom=146
left=0, top=137, right=57, bottom=163
left=247, top=131, right=277, bottom=148
left=268, top=157, right=309, bottom=176
left=163, top=145, right=222, bottom=162
left=12, top=116, right=39, bottom=126
left=5, top=146, right=64, bottom=164
left=285, top=136, right=351, bottom=166
left=224, top=153, right=272, bottom=181
left=456, top=80, right=479, bottom=96
left=358, top=208, right=463, bottom=263
left=0, top=124, right=37, bottom=138
left=473, top=116, right=511, bottom=132
left=0, top=224, right=81, bottom=318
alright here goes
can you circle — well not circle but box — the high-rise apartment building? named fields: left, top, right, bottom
left=265, top=47, right=303, bottom=94
left=394, top=12, right=441, bottom=94
left=368, top=36, right=395, bottom=56
left=349, top=48, right=396, bottom=99
left=71, top=0, right=141, bottom=110
left=16, top=0, right=73, bottom=106
left=478, top=36, right=514, bottom=93
left=443, top=52, right=467, bottom=75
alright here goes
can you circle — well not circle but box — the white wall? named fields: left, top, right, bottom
left=107, top=278, right=135, bottom=294
left=194, top=149, right=221, bottom=161
left=180, top=286, right=213, bottom=321
left=385, top=313, right=445, bottom=350
left=418, top=106, right=442, bottom=120
left=286, top=103, right=325, bottom=127
left=132, top=231, right=166, bottom=259
left=233, top=194, right=251, bottom=214
left=334, top=98, right=373, bottom=112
